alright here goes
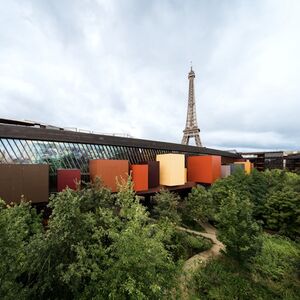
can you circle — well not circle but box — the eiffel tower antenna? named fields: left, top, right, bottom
left=181, top=66, right=203, bottom=147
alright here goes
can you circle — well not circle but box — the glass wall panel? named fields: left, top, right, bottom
left=0, top=138, right=190, bottom=175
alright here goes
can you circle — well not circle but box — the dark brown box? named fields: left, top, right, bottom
left=148, top=161, right=159, bottom=188
left=0, top=164, right=49, bottom=204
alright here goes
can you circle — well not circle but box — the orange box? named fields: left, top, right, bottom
left=131, top=164, right=148, bottom=192
left=187, top=155, right=221, bottom=184
left=89, top=159, right=129, bottom=192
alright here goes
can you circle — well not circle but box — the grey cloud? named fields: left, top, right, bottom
left=0, top=0, right=299, bottom=151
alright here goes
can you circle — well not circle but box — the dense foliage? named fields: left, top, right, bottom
left=188, top=168, right=300, bottom=299
left=181, top=185, right=214, bottom=225
left=151, top=188, right=212, bottom=261
left=167, top=230, right=212, bottom=261
left=0, top=181, right=180, bottom=299
left=216, top=191, right=262, bottom=263
left=210, top=169, right=300, bottom=239
left=0, top=200, right=42, bottom=299
left=192, top=234, right=300, bottom=299
left=152, top=189, right=181, bottom=224
left=1, top=168, right=299, bottom=299
left=251, top=235, right=300, bottom=289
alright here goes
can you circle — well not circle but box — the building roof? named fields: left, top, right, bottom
left=0, top=121, right=240, bottom=158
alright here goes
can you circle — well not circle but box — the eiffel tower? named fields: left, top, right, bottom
left=181, top=66, right=202, bottom=147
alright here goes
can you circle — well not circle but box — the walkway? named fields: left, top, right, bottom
left=177, top=223, right=225, bottom=299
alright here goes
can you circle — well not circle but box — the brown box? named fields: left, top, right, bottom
left=0, top=164, right=49, bottom=204
left=148, top=161, right=159, bottom=188
left=89, top=159, right=129, bottom=192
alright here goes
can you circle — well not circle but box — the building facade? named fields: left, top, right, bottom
left=0, top=120, right=240, bottom=178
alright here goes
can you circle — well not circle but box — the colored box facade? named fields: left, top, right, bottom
left=89, top=159, right=129, bottom=192
left=221, top=165, right=231, bottom=178
left=148, top=161, right=159, bottom=188
left=156, top=154, right=185, bottom=186
left=57, top=169, right=81, bottom=192
left=0, top=164, right=49, bottom=203
left=131, top=164, right=148, bottom=192
left=187, top=155, right=221, bottom=184
left=234, top=161, right=252, bottom=174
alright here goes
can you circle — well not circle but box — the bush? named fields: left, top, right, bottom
left=251, top=234, right=300, bottom=297
left=191, top=234, right=300, bottom=300
left=192, top=257, right=276, bottom=300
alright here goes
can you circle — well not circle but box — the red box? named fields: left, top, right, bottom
left=131, top=164, right=148, bottom=192
left=187, top=155, right=221, bottom=184
left=57, top=169, right=81, bottom=192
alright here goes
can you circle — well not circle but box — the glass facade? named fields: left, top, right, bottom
left=0, top=138, right=171, bottom=175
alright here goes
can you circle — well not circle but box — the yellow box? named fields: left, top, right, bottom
left=234, top=161, right=252, bottom=174
left=156, top=154, right=185, bottom=186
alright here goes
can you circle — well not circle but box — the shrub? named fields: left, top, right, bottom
left=192, top=257, right=275, bottom=300
left=251, top=234, right=300, bottom=299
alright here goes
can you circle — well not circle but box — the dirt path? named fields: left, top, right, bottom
left=178, top=223, right=224, bottom=299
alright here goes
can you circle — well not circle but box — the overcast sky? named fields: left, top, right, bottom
left=1, top=0, right=300, bottom=151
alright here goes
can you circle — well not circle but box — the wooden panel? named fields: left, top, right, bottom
left=89, top=159, right=129, bottom=192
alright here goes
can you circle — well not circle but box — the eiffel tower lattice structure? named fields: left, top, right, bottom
left=181, top=67, right=202, bottom=147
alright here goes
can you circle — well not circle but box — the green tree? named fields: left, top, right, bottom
left=246, top=169, right=269, bottom=219
left=0, top=199, right=42, bottom=299
left=216, top=191, right=262, bottom=263
left=152, top=189, right=181, bottom=225
left=25, top=180, right=179, bottom=299
left=263, top=187, right=300, bottom=239
left=183, top=185, right=214, bottom=223
left=210, top=169, right=250, bottom=219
